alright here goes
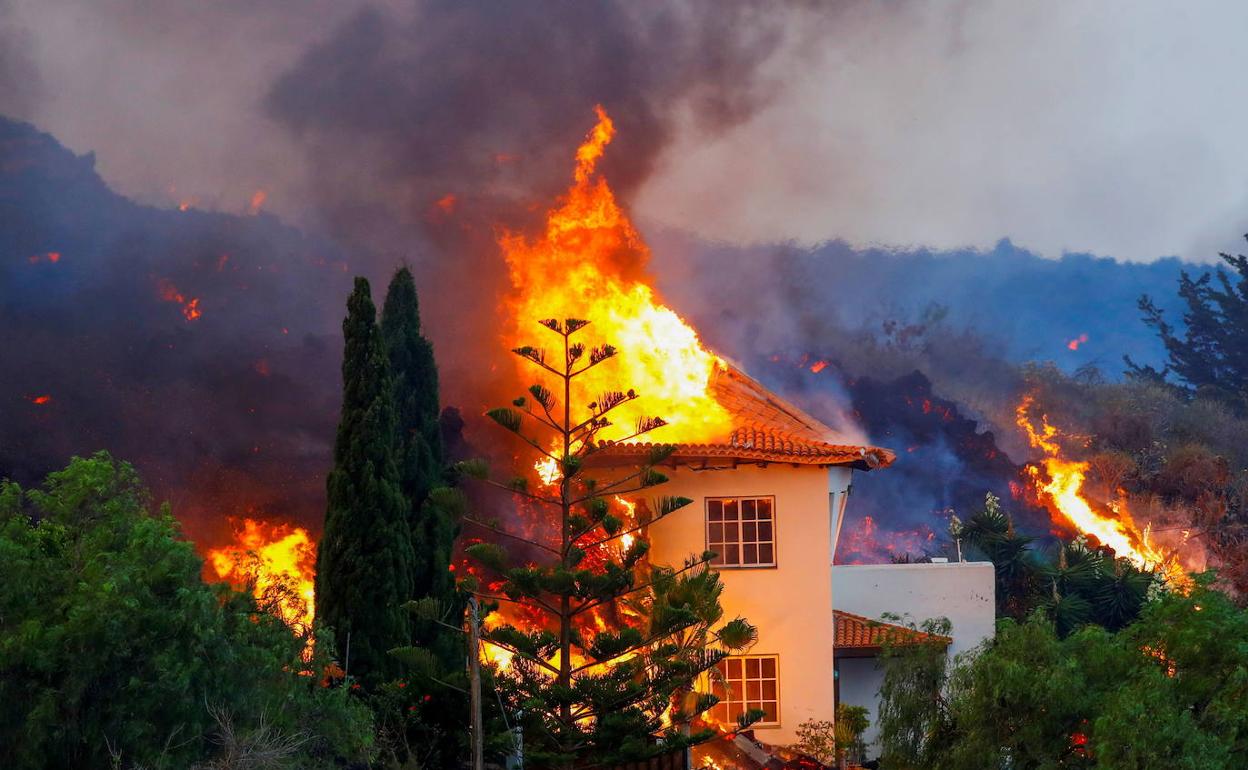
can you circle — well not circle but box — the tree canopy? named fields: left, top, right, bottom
left=876, top=574, right=1248, bottom=770
left=1131, top=238, right=1248, bottom=410
left=316, top=276, right=416, bottom=688
left=0, top=452, right=372, bottom=770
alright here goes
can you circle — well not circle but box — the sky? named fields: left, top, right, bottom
left=3, top=0, right=1247, bottom=264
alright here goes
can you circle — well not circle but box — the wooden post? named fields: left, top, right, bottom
left=469, top=597, right=485, bottom=770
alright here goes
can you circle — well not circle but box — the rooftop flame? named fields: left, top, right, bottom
left=1016, top=395, right=1188, bottom=587
left=499, top=106, right=732, bottom=445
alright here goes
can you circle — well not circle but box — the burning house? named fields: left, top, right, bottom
left=476, top=105, right=1000, bottom=765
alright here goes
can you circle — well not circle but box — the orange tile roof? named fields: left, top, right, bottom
left=595, top=365, right=895, bottom=470
left=834, top=610, right=951, bottom=650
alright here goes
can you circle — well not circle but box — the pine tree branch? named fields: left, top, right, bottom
left=479, top=637, right=561, bottom=676
left=521, top=405, right=562, bottom=434
left=570, top=556, right=712, bottom=618
left=477, top=478, right=562, bottom=507
left=471, top=592, right=562, bottom=617
left=462, top=516, right=561, bottom=555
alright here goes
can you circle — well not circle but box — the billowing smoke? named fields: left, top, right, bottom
left=0, top=1, right=808, bottom=548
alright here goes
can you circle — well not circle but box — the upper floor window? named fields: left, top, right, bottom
left=710, top=655, right=780, bottom=727
left=706, top=496, right=775, bottom=567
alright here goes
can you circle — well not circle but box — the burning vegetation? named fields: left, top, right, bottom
left=206, top=517, right=317, bottom=636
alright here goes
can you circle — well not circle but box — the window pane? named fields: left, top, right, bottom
left=761, top=657, right=776, bottom=678
left=762, top=702, right=777, bottom=722
left=743, top=544, right=757, bottom=564
left=708, top=523, right=723, bottom=542
left=723, top=522, right=739, bottom=542
left=707, top=500, right=722, bottom=521
left=742, top=498, right=756, bottom=520
left=759, top=544, right=774, bottom=564
left=746, top=658, right=760, bottom=678
left=723, top=499, right=738, bottom=520
left=747, top=681, right=762, bottom=701
left=726, top=659, right=741, bottom=678
left=722, top=544, right=740, bottom=565
left=742, top=522, right=757, bottom=542
left=757, top=498, right=772, bottom=520
left=762, top=681, right=777, bottom=700
left=758, top=521, right=773, bottom=541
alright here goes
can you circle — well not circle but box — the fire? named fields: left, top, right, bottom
left=1067, top=333, right=1089, bottom=351
left=498, top=106, right=732, bottom=445
left=28, top=252, right=60, bottom=264
left=26, top=394, right=52, bottom=405
left=1016, top=395, right=1187, bottom=586
left=249, top=189, right=267, bottom=215
left=207, top=518, right=316, bottom=636
left=157, top=278, right=202, bottom=321
left=809, top=360, right=829, bottom=374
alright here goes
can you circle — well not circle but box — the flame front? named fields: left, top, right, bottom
left=499, top=106, right=732, bottom=444
left=1016, top=395, right=1187, bottom=585
left=207, top=518, right=316, bottom=636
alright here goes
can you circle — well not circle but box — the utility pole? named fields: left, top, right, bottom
left=468, top=597, right=484, bottom=770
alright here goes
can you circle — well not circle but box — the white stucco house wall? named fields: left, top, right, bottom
left=600, top=365, right=995, bottom=764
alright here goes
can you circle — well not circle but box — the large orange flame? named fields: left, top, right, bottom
left=207, top=518, right=316, bottom=636
left=499, top=106, right=732, bottom=445
left=1016, top=395, right=1188, bottom=586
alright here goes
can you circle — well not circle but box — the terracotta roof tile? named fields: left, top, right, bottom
left=595, top=365, right=895, bottom=470
left=834, top=610, right=951, bottom=650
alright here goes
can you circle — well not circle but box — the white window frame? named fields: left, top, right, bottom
left=705, top=495, right=777, bottom=568
left=710, top=654, right=781, bottom=728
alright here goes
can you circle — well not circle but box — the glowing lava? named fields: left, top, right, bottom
left=207, top=518, right=316, bottom=635
left=498, top=106, right=731, bottom=445
left=1016, top=395, right=1187, bottom=586
left=157, top=278, right=202, bottom=321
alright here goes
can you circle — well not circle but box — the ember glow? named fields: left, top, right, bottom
left=1067, top=333, right=1089, bottom=351
left=1016, top=395, right=1187, bottom=585
left=248, top=189, right=267, bottom=215
left=207, top=518, right=316, bottom=635
left=156, top=278, right=202, bottom=321
left=498, top=107, right=732, bottom=445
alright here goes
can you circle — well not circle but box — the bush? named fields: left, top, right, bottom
left=0, top=453, right=373, bottom=769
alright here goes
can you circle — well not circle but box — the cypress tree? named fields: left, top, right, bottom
left=381, top=266, right=443, bottom=507
left=380, top=267, right=460, bottom=666
left=316, top=277, right=415, bottom=688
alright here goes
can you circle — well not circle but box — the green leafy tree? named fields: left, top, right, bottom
left=0, top=452, right=372, bottom=770
left=458, top=317, right=758, bottom=767
left=317, top=276, right=416, bottom=688
left=876, top=617, right=955, bottom=769
left=954, top=494, right=1155, bottom=634
left=876, top=574, right=1248, bottom=770
left=1130, top=237, right=1248, bottom=408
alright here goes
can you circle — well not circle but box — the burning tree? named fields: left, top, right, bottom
left=458, top=317, right=758, bottom=767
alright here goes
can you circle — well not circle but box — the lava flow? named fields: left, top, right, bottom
left=498, top=106, right=732, bottom=446
left=207, top=518, right=317, bottom=635
left=1016, top=395, right=1188, bottom=586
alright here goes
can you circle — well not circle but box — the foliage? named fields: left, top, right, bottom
left=954, top=494, right=1155, bottom=634
left=0, top=452, right=373, bottom=770
left=1129, top=236, right=1248, bottom=410
left=876, top=618, right=954, bottom=769
left=876, top=575, right=1248, bottom=770
left=462, top=318, right=757, bottom=768
left=381, top=266, right=444, bottom=509
left=381, top=267, right=463, bottom=667
left=317, top=276, right=416, bottom=688
left=795, top=705, right=870, bottom=768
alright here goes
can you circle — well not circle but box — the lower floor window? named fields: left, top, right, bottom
left=711, top=655, right=780, bottom=726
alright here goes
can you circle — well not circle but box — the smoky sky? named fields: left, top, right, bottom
left=8, top=1, right=1248, bottom=264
